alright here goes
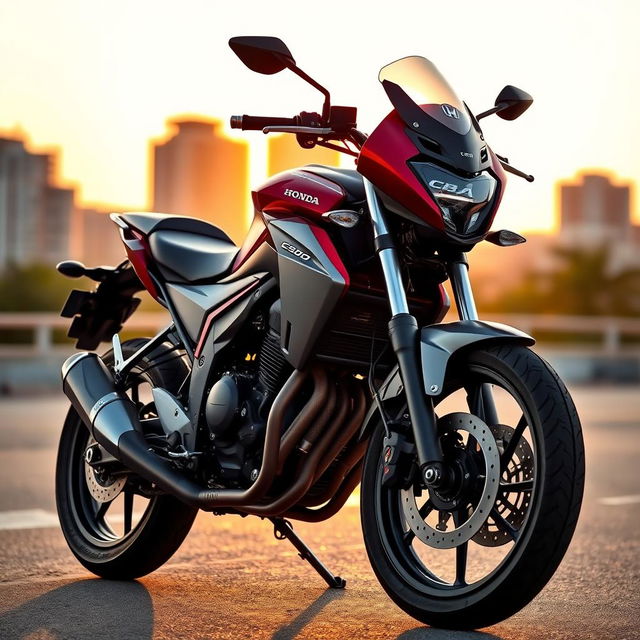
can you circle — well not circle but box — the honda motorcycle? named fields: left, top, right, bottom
left=55, top=36, right=585, bottom=629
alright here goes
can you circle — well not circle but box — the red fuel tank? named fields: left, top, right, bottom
left=252, top=168, right=347, bottom=219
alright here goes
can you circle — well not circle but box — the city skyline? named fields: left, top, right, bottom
left=2, top=121, right=638, bottom=226
left=1, top=120, right=637, bottom=279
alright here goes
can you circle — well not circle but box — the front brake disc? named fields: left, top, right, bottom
left=400, top=412, right=500, bottom=549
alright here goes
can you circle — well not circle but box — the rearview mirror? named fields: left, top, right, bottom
left=494, top=85, right=533, bottom=121
left=228, top=36, right=295, bottom=75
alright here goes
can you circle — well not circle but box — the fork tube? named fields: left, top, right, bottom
left=363, top=179, right=409, bottom=316
left=363, top=178, right=442, bottom=469
left=448, top=254, right=499, bottom=427
left=449, top=258, right=478, bottom=321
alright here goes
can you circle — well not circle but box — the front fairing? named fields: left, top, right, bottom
left=357, top=56, right=507, bottom=244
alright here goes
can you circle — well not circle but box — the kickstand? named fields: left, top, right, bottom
left=270, top=517, right=346, bottom=589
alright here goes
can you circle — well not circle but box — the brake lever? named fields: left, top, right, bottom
left=497, top=156, right=534, bottom=182
left=262, top=125, right=333, bottom=135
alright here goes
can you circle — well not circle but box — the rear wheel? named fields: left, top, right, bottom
left=55, top=339, right=198, bottom=579
left=360, top=344, right=585, bottom=629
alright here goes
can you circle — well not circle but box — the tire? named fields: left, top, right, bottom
left=360, top=344, right=585, bottom=629
left=55, top=338, right=198, bottom=580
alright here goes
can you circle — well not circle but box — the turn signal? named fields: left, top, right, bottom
left=323, top=210, right=360, bottom=228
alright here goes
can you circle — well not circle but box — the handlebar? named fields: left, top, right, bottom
left=230, top=114, right=297, bottom=131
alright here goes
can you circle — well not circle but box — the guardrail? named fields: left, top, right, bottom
left=0, top=312, right=639, bottom=356
left=0, top=312, right=170, bottom=355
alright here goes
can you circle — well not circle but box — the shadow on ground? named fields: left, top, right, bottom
left=0, top=577, right=507, bottom=640
left=0, top=579, right=153, bottom=640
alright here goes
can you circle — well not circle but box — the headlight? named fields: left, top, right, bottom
left=411, top=162, right=497, bottom=236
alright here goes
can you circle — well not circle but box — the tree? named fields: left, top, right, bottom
left=485, top=245, right=640, bottom=316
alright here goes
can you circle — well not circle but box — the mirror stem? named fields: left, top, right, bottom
left=476, top=104, right=504, bottom=120
left=288, top=64, right=331, bottom=123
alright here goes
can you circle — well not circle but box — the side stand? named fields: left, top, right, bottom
left=270, top=517, right=346, bottom=589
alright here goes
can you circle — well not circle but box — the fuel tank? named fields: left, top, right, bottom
left=252, top=167, right=349, bottom=219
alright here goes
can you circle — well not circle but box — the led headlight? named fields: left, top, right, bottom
left=411, top=162, right=497, bottom=236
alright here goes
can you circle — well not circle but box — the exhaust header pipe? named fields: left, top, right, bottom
left=61, top=352, right=307, bottom=510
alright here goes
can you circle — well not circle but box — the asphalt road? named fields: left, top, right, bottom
left=0, top=386, right=638, bottom=640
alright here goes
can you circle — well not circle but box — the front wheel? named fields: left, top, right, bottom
left=360, top=344, right=585, bottom=629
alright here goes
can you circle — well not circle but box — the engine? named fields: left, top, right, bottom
left=203, top=299, right=290, bottom=487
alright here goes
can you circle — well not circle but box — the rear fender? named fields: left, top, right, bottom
left=358, top=320, right=534, bottom=440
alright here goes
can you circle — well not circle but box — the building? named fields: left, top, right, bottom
left=559, top=173, right=632, bottom=245
left=151, top=118, right=249, bottom=244
left=267, top=134, right=341, bottom=176
left=0, top=136, right=75, bottom=271
left=558, top=172, right=639, bottom=271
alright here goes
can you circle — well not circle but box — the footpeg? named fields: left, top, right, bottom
left=270, top=518, right=346, bottom=589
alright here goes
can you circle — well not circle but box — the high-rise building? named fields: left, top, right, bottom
left=559, top=173, right=631, bottom=245
left=0, top=136, right=74, bottom=271
left=152, top=118, right=249, bottom=244
left=558, top=171, right=640, bottom=272
left=267, top=134, right=341, bottom=176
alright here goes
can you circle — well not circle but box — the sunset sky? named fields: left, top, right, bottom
left=1, top=0, right=638, bottom=232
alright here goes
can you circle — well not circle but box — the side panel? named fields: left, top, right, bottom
left=268, top=218, right=349, bottom=369
left=166, top=276, right=261, bottom=343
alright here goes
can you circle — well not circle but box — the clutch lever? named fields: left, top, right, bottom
left=262, top=125, right=333, bottom=135
left=496, top=155, right=535, bottom=182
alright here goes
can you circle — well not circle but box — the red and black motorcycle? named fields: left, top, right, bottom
left=55, top=36, right=584, bottom=629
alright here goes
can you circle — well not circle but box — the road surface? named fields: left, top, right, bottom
left=0, top=387, right=638, bottom=639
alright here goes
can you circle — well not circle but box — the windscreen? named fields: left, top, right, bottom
left=379, top=56, right=471, bottom=134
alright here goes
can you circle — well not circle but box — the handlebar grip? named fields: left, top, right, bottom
left=230, top=115, right=297, bottom=131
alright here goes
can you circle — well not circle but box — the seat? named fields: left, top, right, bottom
left=117, top=212, right=238, bottom=282
left=118, top=212, right=234, bottom=243
left=149, top=230, right=238, bottom=283
left=301, top=165, right=366, bottom=204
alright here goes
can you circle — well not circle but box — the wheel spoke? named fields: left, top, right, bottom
left=465, top=383, right=499, bottom=427
left=419, top=499, right=434, bottom=519
left=466, top=385, right=484, bottom=420
left=95, top=499, right=112, bottom=523
left=130, top=384, right=139, bottom=406
left=403, top=528, right=415, bottom=545
left=490, top=507, right=519, bottom=541
left=480, top=384, right=499, bottom=426
left=123, top=489, right=134, bottom=534
left=500, top=479, right=534, bottom=493
left=501, top=413, right=528, bottom=468
left=452, top=510, right=468, bottom=586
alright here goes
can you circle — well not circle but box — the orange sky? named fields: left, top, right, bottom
left=1, top=0, right=638, bottom=232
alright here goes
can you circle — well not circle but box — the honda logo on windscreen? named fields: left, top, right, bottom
left=441, top=104, right=460, bottom=119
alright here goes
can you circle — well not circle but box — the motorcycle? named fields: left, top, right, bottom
left=55, top=36, right=585, bottom=629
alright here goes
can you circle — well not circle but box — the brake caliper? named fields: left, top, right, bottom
left=381, top=431, right=416, bottom=488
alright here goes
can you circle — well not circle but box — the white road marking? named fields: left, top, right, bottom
left=0, top=509, right=59, bottom=530
left=597, top=494, right=640, bottom=506
left=0, top=509, right=145, bottom=531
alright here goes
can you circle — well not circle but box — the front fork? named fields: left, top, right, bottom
left=363, top=179, right=497, bottom=485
